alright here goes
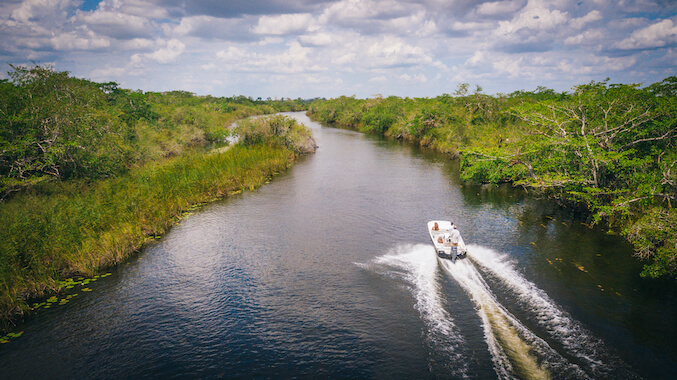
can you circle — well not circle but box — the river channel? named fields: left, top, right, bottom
left=1, top=112, right=675, bottom=379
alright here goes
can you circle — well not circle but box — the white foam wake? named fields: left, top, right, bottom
left=360, top=243, right=629, bottom=379
left=438, top=256, right=556, bottom=379
left=363, top=244, right=468, bottom=376
left=467, top=244, right=632, bottom=378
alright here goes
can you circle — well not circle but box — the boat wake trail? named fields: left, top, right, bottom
left=466, top=245, right=637, bottom=379
left=438, top=254, right=565, bottom=379
left=361, top=244, right=636, bottom=379
left=360, top=244, right=469, bottom=377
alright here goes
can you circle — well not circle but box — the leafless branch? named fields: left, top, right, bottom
left=621, top=128, right=676, bottom=150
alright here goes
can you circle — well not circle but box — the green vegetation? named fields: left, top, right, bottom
left=308, top=78, right=677, bottom=279
left=236, top=114, right=317, bottom=154
left=0, top=65, right=314, bottom=326
left=0, top=64, right=309, bottom=197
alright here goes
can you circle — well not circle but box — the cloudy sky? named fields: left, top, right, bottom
left=1, top=0, right=676, bottom=98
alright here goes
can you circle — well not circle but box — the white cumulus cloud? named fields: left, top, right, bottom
left=615, top=18, right=677, bottom=49
left=496, top=3, right=569, bottom=35
left=570, top=10, right=603, bottom=29
left=253, top=13, right=314, bottom=35
left=132, top=39, right=186, bottom=64
left=10, top=0, right=71, bottom=23
left=399, top=73, right=427, bottom=82
left=299, top=33, right=333, bottom=46
left=50, top=31, right=110, bottom=50
left=475, top=0, right=526, bottom=18
left=151, top=39, right=186, bottom=63
left=75, top=9, right=154, bottom=39
left=216, top=41, right=323, bottom=74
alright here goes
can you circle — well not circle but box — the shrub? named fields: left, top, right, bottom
left=236, top=115, right=317, bottom=154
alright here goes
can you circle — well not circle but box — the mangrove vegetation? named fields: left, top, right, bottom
left=308, top=78, right=677, bottom=280
left=0, top=65, right=314, bottom=326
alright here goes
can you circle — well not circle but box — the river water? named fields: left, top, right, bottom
left=1, top=112, right=676, bottom=379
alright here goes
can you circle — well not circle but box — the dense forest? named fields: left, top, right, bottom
left=308, top=78, right=677, bottom=280
left=0, top=65, right=314, bottom=324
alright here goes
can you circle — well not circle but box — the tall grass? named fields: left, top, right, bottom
left=0, top=144, right=295, bottom=324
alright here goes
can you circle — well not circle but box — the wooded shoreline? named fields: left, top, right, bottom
left=307, top=78, right=677, bottom=280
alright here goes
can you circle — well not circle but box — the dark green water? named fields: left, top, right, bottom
left=0, top=112, right=675, bottom=379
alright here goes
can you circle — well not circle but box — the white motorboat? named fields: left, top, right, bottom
left=428, top=220, right=467, bottom=261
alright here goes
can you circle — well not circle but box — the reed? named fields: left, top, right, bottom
left=0, top=144, right=296, bottom=325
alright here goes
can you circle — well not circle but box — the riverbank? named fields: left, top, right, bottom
left=0, top=76, right=316, bottom=330
left=307, top=79, right=677, bottom=279
left=0, top=66, right=318, bottom=327
left=0, top=144, right=299, bottom=326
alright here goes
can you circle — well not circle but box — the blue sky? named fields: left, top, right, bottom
left=1, top=0, right=676, bottom=98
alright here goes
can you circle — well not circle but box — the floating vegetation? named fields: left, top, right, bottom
left=0, top=331, right=23, bottom=344
left=28, top=273, right=111, bottom=315
left=55, top=273, right=109, bottom=289
left=20, top=274, right=110, bottom=335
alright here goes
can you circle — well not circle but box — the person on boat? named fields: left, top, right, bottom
left=440, top=222, right=453, bottom=244
left=449, top=224, right=461, bottom=261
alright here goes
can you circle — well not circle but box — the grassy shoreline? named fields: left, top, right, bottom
left=0, top=143, right=298, bottom=328
left=0, top=64, right=317, bottom=329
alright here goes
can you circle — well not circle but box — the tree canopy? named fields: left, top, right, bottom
left=0, top=64, right=308, bottom=199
